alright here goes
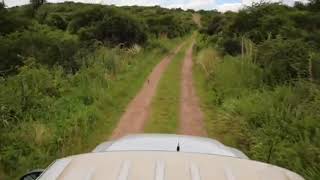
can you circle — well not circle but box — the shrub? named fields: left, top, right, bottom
left=209, top=56, right=263, bottom=105
left=45, top=14, right=67, bottom=30
left=233, top=82, right=320, bottom=179
left=67, top=6, right=108, bottom=34
left=0, top=23, right=79, bottom=74
left=68, top=6, right=147, bottom=46
left=95, top=12, right=147, bottom=46
left=221, top=38, right=242, bottom=56
left=0, top=6, right=31, bottom=36
left=145, top=14, right=192, bottom=38
left=206, top=15, right=225, bottom=35
left=257, top=38, right=310, bottom=84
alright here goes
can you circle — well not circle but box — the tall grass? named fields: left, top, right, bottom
left=194, top=46, right=320, bottom=179
left=0, top=37, right=183, bottom=179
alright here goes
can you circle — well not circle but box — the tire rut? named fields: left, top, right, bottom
left=179, top=42, right=207, bottom=136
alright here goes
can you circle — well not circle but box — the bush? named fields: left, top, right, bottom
left=0, top=7, right=31, bottom=36
left=221, top=37, right=242, bottom=56
left=67, top=6, right=111, bottom=34
left=45, top=14, right=67, bottom=30
left=95, top=12, right=147, bottom=46
left=257, top=38, right=310, bottom=84
left=66, top=6, right=147, bottom=46
left=233, top=82, right=320, bottom=179
left=0, top=23, right=79, bottom=74
left=209, top=56, right=263, bottom=105
left=145, top=14, right=192, bottom=38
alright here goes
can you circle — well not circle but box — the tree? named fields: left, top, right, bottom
left=309, top=0, right=320, bottom=11
left=206, top=15, right=225, bottom=35
left=96, top=12, right=147, bottom=46
left=257, top=38, right=310, bottom=84
left=30, top=0, right=46, bottom=11
left=0, top=1, right=5, bottom=9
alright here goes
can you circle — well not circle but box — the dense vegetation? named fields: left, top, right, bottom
left=195, top=1, right=320, bottom=179
left=0, top=1, right=194, bottom=179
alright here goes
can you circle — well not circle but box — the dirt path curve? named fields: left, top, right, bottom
left=192, top=13, right=202, bottom=28
left=179, top=42, right=207, bottom=136
left=110, top=44, right=184, bottom=140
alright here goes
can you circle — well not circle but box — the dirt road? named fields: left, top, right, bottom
left=110, top=44, right=183, bottom=139
left=192, top=14, right=202, bottom=28
left=179, top=42, right=207, bottom=136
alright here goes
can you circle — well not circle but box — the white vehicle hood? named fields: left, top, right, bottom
left=38, top=151, right=304, bottom=180
left=37, top=134, right=304, bottom=180
left=93, top=134, right=248, bottom=159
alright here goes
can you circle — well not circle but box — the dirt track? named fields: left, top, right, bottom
left=110, top=44, right=183, bottom=140
left=179, top=42, right=207, bottom=136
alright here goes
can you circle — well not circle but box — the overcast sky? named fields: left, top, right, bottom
left=3, top=0, right=306, bottom=12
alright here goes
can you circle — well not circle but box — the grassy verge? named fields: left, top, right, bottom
left=193, top=49, right=219, bottom=138
left=192, top=48, right=246, bottom=148
left=0, top=38, right=183, bottom=179
left=144, top=42, right=189, bottom=133
left=193, top=46, right=320, bottom=179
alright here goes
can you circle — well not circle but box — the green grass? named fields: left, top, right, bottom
left=193, top=49, right=245, bottom=148
left=193, top=51, right=217, bottom=138
left=193, top=48, right=228, bottom=142
left=144, top=42, right=189, bottom=133
left=193, top=47, right=256, bottom=148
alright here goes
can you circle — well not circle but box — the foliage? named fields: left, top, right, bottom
left=0, top=23, right=79, bottom=74
left=206, top=15, right=225, bottom=35
left=30, top=0, right=46, bottom=9
left=0, top=5, right=31, bottom=36
left=202, top=2, right=320, bottom=46
left=221, top=37, right=241, bottom=56
left=1, top=2, right=194, bottom=75
left=145, top=14, right=191, bottom=38
left=35, top=3, right=194, bottom=45
left=200, top=2, right=320, bottom=83
left=45, top=13, right=67, bottom=30
left=0, top=1, right=195, bottom=76
left=196, top=2, right=320, bottom=179
left=30, top=0, right=46, bottom=16
left=257, top=38, right=310, bottom=84
left=65, top=6, right=147, bottom=46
